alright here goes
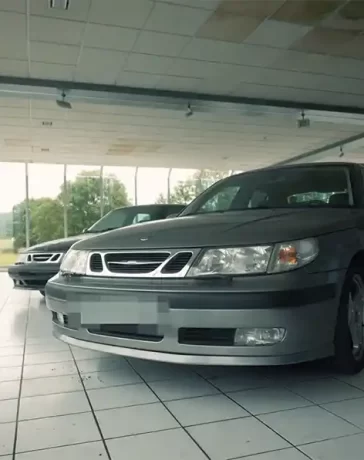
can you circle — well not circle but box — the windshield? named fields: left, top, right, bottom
left=86, top=206, right=158, bottom=233
left=182, top=166, right=353, bottom=216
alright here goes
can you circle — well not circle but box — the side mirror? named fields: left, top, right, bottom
left=167, top=213, right=178, bottom=218
left=82, top=228, right=87, bottom=233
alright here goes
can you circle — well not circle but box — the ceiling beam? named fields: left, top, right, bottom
left=1, top=76, right=364, bottom=123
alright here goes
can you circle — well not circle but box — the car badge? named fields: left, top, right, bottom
left=140, top=237, right=149, bottom=242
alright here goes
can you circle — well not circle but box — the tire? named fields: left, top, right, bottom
left=39, top=290, right=45, bottom=297
left=333, top=267, right=364, bottom=374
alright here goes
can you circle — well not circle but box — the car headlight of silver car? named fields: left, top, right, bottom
left=60, top=249, right=89, bottom=275
left=187, top=238, right=318, bottom=277
left=15, top=252, right=28, bottom=264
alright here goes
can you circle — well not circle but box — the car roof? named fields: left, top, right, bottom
left=113, top=203, right=185, bottom=212
left=229, top=162, right=360, bottom=180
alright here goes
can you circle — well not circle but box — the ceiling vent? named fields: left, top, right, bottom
left=49, top=0, right=70, bottom=10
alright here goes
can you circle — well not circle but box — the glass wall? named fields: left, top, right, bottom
left=0, top=163, right=228, bottom=266
left=0, top=163, right=26, bottom=265
left=28, top=163, right=65, bottom=246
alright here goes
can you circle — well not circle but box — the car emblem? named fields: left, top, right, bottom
left=140, top=237, right=149, bottom=242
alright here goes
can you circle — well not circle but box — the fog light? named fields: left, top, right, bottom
left=56, top=313, right=65, bottom=325
left=234, top=328, right=286, bottom=346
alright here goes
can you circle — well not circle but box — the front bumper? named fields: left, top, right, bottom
left=8, top=263, right=60, bottom=291
left=46, top=269, right=345, bottom=366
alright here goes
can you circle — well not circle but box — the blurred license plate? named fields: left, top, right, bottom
left=80, top=295, right=159, bottom=325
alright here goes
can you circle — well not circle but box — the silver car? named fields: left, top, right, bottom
left=46, top=162, right=364, bottom=374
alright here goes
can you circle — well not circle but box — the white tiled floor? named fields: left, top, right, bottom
left=2, top=273, right=364, bottom=459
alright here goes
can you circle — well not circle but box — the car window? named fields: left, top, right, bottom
left=182, top=166, right=352, bottom=215
left=198, top=186, right=240, bottom=213
left=132, top=213, right=152, bottom=224
left=288, top=191, right=339, bottom=204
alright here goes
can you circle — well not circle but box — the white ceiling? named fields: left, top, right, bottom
left=0, top=0, right=364, bottom=168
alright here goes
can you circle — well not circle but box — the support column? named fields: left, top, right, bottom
left=134, top=167, right=139, bottom=205
left=100, top=165, right=104, bottom=217
left=24, top=163, right=30, bottom=248
left=63, top=164, right=68, bottom=238
left=167, top=168, right=172, bottom=203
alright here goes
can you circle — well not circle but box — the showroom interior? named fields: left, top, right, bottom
left=2, top=0, right=364, bottom=459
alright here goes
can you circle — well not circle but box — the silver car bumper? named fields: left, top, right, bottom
left=46, top=269, right=345, bottom=366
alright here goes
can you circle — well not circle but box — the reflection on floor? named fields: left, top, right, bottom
left=2, top=274, right=364, bottom=459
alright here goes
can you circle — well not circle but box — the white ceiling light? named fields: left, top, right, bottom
left=49, top=0, right=70, bottom=10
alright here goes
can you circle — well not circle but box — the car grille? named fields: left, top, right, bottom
left=86, top=249, right=198, bottom=278
left=28, top=253, right=62, bottom=263
left=105, top=252, right=170, bottom=274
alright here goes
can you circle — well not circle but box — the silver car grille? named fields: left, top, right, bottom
left=86, top=249, right=200, bottom=278
left=26, top=253, right=62, bottom=263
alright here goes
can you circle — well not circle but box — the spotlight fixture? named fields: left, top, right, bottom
left=297, top=110, right=310, bottom=128
left=185, top=103, right=193, bottom=118
left=56, top=91, right=72, bottom=109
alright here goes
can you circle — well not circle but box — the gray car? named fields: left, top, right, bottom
left=46, top=163, right=364, bottom=374
left=8, top=204, right=185, bottom=294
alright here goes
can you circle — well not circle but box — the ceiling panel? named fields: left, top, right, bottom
left=0, top=12, right=27, bottom=60
left=133, top=31, right=190, bottom=57
left=30, top=16, right=84, bottom=45
left=75, top=48, right=126, bottom=84
left=30, top=42, right=80, bottom=65
left=144, top=3, right=212, bottom=35
left=88, top=0, right=154, bottom=28
left=82, top=23, right=139, bottom=51
left=0, top=59, right=28, bottom=77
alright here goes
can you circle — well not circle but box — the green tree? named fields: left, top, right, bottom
left=12, top=171, right=130, bottom=249
left=63, top=171, right=130, bottom=236
left=156, top=169, right=229, bottom=205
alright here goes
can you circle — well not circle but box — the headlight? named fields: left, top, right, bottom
left=60, top=249, right=89, bottom=275
left=187, top=238, right=318, bottom=277
left=15, top=253, right=28, bottom=264
left=188, top=246, right=273, bottom=276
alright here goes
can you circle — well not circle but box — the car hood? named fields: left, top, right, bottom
left=25, top=233, right=96, bottom=253
left=73, top=208, right=355, bottom=251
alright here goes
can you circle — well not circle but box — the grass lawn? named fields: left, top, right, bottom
left=0, top=252, right=17, bottom=266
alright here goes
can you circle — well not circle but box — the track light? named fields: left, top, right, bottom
left=297, top=110, right=310, bottom=128
left=56, top=91, right=72, bottom=109
left=185, top=103, right=193, bottom=118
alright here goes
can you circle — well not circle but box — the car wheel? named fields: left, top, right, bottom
left=334, top=268, right=364, bottom=374
left=39, top=290, right=45, bottom=297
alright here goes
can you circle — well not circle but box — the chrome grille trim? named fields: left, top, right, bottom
left=26, top=253, right=63, bottom=263
left=86, top=249, right=201, bottom=278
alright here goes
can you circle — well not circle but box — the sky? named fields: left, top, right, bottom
left=0, top=162, right=195, bottom=213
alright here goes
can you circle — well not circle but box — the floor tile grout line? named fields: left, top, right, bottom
left=68, top=347, right=112, bottom=460
left=125, top=358, right=212, bottom=460
left=12, top=292, right=31, bottom=460
left=226, top=446, right=303, bottom=460
left=195, top=371, right=313, bottom=460
left=12, top=439, right=106, bottom=457
left=332, top=374, right=364, bottom=392
left=317, top=402, right=364, bottom=433
left=295, top=430, right=364, bottom=448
